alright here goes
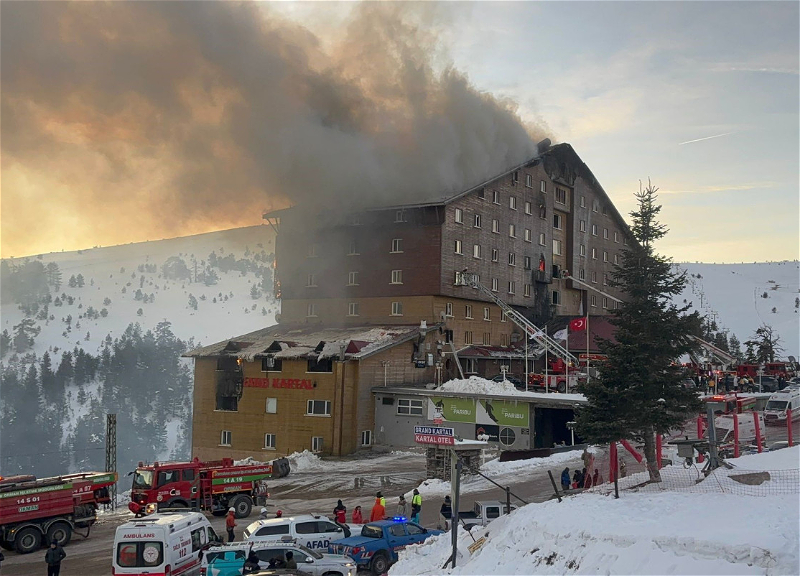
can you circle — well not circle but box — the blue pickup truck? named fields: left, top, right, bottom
left=328, top=518, right=443, bottom=575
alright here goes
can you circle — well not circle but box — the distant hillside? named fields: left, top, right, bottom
left=676, top=261, right=799, bottom=359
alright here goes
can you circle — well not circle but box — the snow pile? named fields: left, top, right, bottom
left=287, top=450, right=325, bottom=472
left=392, top=448, right=799, bottom=575
left=436, top=376, right=585, bottom=401
left=481, top=448, right=589, bottom=477
left=727, top=445, right=800, bottom=471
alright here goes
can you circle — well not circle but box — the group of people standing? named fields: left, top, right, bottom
left=334, top=488, right=423, bottom=525
left=560, top=466, right=603, bottom=490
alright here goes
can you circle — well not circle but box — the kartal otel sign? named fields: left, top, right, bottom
left=244, top=377, right=314, bottom=390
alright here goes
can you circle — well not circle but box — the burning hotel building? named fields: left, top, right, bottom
left=188, top=141, right=633, bottom=458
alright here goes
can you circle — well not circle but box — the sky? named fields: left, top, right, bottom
left=1, top=1, right=797, bottom=262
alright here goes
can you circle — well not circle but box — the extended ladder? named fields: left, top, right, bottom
left=456, top=272, right=578, bottom=365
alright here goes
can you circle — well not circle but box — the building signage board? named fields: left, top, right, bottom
left=475, top=424, right=499, bottom=442
left=477, top=399, right=529, bottom=427
left=414, top=426, right=454, bottom=436
left=427, top=397, right=475, bottom=423
left=414, top=434, right=455, bottom=446
left=244, top=377, right=314, bottom=390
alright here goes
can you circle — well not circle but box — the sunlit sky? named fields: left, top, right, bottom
left=1, top=1, right=797, bottom=262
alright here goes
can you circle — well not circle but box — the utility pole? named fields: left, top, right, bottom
left=105, top=414, right=117, bottom=510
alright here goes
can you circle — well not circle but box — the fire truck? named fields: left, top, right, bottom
left=128, top=457, right=285, bottom=519
left=736, top=362, right=797, bottom=380
left=0, top=471, right=117, bottom=554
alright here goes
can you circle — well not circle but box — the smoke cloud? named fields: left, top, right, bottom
left=1, top=2, right=546, bottom=257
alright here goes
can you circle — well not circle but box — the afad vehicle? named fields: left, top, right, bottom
left=128, top=457, right=285, bottom=519
left=0, top=471, right=116, bottom=554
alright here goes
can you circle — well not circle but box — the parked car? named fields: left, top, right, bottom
left=243, top=514, right=350, bottom=550
left=200, top=539, right=355, bottom=576
left=490, top=374, right=523, bottom=388
left=458, top=500, right=517, bottom=530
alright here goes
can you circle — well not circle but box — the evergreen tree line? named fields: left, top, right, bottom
left=0, top=321, right=193, bottom=478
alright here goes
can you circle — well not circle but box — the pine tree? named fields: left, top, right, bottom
left=0, top=330, right=11, bottom=356
left=13, top=318, right=41, bottom=352
left=76, top=273, right=85, bottom=287
left=576, top=182, right=702, bottom=482
left=188, top=294, right=198, bottom=310
left=728, top=334, right=744, bottom=362
left=744, top=324, right=783, bottom=364
left=68, top=275, right=77, bottom=288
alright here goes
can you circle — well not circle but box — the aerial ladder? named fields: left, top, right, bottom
left=455, top=271, right=578, bottom=365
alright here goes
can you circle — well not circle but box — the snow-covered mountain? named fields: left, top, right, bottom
left=676, top=261, right=799, bottom=358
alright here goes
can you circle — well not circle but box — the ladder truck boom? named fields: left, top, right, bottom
left=456, top=271, right=578, bottom=364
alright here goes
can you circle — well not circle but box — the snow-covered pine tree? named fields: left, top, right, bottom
left=576, top=182, right=703, bottom=482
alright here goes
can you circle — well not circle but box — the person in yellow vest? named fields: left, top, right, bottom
left=411, top=489, right=422, bottom=523
left=376, top=491, right=386, bottom=508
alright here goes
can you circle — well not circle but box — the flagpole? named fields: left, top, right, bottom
left=586, top=314, right=591, bottom=383
left=525, top=330, right=529, bottom=392
left=566, top=324, right=570, bottom=394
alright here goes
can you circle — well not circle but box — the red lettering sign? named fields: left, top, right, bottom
left=414, top=434, right=455, bottom=446
left=243, top=377, right=270, bottom=388
left=270, top=378, right=314, bottom=390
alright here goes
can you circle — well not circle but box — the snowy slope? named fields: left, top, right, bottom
left=1, top=225, right=279, bottom=355
left=676, top=261, right=799, bottom=358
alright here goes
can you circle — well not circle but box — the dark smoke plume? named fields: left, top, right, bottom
left=1, top=2, right=546, bottom=256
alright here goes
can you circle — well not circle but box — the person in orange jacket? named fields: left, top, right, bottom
left=226, top=507, right=237, bottom=542
left=370, top=497, right=385, bottom=522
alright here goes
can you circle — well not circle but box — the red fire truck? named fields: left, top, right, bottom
left=128, top=458, right=279, bottom=519
left=703, top=393, right=758, bottom=416
left=736, top=362, right=797, bottom=379
left=0, top=471, right=117, bottom=554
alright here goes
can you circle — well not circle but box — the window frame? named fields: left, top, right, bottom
left=265, top=398, right=277, bottom=414
left=347, top=271, right=359, bottom=286
left=553, top=213, right=563, bottom=230
left=454, top=208, right=463, bottom=224
left=348, top=302, right=359, bottom=317
left=391, top=301, right=403, bottom=316
left=553, top=239, right=562, bottom=256
left=306, top=400, right=332, bottom=417
left=509, top=196, right=517, bottom=210
left=391, top=238, right=403, bottom=253
left=264, top=433, right=276, bottom=450
left=220, top=430, right=232, bottom=447
left=312, top=436, right=324, bottom=453
left=391, top=269, right=403, bottom=284
left=306, top=303, right=317, bottom=318
left=397, top=398, right=424, bottom=416
left=474, top=213, right=482, bottom=228
left=361, top=430, right=372, bottom=446
left=473, top=244, right=482, bottom=259
left=454, top=239, right=463, bottom=254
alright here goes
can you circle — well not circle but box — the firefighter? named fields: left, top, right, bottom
left=411, top=489, right=422, bottom=523
left=370, top=496, right=385, bottom=521
left=333, top=500, right=347, bottom=523
left=226, top=507, right=236, bottom=542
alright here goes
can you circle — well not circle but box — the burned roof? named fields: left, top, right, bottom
left=184, top=323, right=438, bottom=362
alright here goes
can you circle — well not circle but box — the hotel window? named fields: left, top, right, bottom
left=591, top=295, right=597, bottom=307
left=454, top=239, right=463, bottom=254
left=391, top=238, right=403, bottom=253
left=508, top=281, right=516, bottom=294
left=478, top=187, right=485, bottom=199
left=603, top=273, right=608, bottom=286
left=592, top=271, right=598, bottom=284
left=580, top=196, right=586, bottom=208
left=614, top=231, right=619, bottom=243
left=308, top=244, right=318, bottom=258
left=395, top=210, right=407, bottom=223
left=540, top=181, right=546, bottom=193
left=348, top=271, right=359, bottom=285
left=592, top=248, right=597, bottom=260
left=509, top=224, right=517, bottom=237
left=524, top=256, right=532, bottom=270
left=592, top=224, right=598, bottom=236
left=555, top=187, right=567, bottom=204
left=501, top=333, right=509, bottom=347
left=464, top=331, right=473, bottom=345
left=264, top=434, right=276, bottom=450
left=306, top=274, right=317, bottom=287
left=526, top=174, right=533, bottom=188
left=602, top=205, right=608, bottom=215
left=491, top=278, right=499, bottom=292
left=615, top=300, right=621, bottom=309
left=474, top=214, right=482, bottom=228
left=348, top=238, right=359, bottom=255
left=391, top=301, right=403, bottom=316
left=614, top=253, right=619, bottom=265
left=501, top=311, right=507, bottom=322
left=552, top=291, right=560, bottom=305
left=524, top=228, right=532, bottom=242
left=473, top=244, right=482, bottom=259
left=491, top=248, right=499, bottom=262
left=580, top=244, right=586, bottom=257
left=511, top=171, right=519, bottom=185
left=265, top=398, right=277, bottom=413
left=624, top=237, right=629, bottom=246
left=592, top=201, right=599, bottom=213
left=465, top=305, right=473, bottom=319
left=508, top=252, right=516, bottom=266
left=603, top=228, right=609, bottom=240
left=465, top=358, right=478, bottom=373
left=553, top=214, right=563, bottom=230
left=483, top=307, right=491, bottom=321
left=553, top=239, right=562, bottom=256
left=348, top=302, right=359, bottom=316
left=445, top=302, right=453, bottom=317
left=580, top=220, right=586, bottom=232
left=492, top=219, right=500, bottom=233
left=306, top=303, right=317, bottom=317
left=312, top=437, right=324, bottom=453
left=539, top=232, right=546, bottom=246
left=603, top=297, right=609, bottom=309
left=220, top=430, right=232, bottom=446
left=397, top=399, right=424, bottom=416
left=510, top=196, right=517, bottom=210
left=483, top=332, right=491, bottom=345
left=444, top=329, right=454, bottom=343
left=524, top=284, right=531, bottom=297
left=262, top=357, right=282, bottom=372
left=603, top=251, right=609, bottom=262
left=391, top=270, right=403, bottom=284
left=454, top=208, right=463, bottom=224
left=361, top=430, right=372, bottom=446
left=539, top=205, right=546, bottom=219
left=579, top=268, right=585, bottom=280
left=525, top=201, right=532, bottom=215
left=493, top=190, right=500, bottom=204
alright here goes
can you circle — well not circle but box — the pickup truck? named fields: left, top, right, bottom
left=457, top=500, right=517, bottom=530
left=328, top=518, right=443, bottom=575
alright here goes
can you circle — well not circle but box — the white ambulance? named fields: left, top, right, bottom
left=764, top=389, right=800, bottom=426
left=112, top=511, right=222, bottom=576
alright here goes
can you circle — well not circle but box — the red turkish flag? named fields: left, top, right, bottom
left=569, top=317, right=587, bottom=332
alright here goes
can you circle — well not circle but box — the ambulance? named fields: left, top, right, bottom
left=764, top=389, right=800, bottom=426
left=112, top=511, right=222, bottom=575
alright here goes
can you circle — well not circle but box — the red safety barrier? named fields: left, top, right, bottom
left=788, top=408, right=794, bottom=447
left=609, top=441, right=617, bottom=483
left=696, top=417, right=705, bottom=463
left=733, top=413, right=740, bottom=458
left=620, top=439, right=644, bottom=463
left=656, top=434, right=662, bottom=469
left=753, top=411, right=762, bottom=453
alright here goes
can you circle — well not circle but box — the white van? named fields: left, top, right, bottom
left=243, top=514, right=349, bottom=551
left=764, top=389, right=800, bottom=426
left=112, top=511, right=222, bottom=576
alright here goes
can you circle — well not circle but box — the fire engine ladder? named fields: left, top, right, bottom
left=456, top=271, right=578, bottom=365
left=200, top=479, right=213, bottom=511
